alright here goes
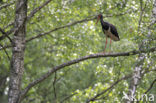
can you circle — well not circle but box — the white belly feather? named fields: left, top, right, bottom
left=104, top=27, right=119, bottom=41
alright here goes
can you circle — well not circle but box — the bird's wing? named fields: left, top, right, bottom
left=110, top=24, right=120, bottom=39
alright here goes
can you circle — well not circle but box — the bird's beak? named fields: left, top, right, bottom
left=96, top=16, right=100, bottom=24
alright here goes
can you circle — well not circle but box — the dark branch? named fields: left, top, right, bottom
left=0, top=1, right=15, bottom=10
left=60, top=93, right=78, bottom=103
left=144, top=78, right=156, bottom=94
left=86, top=74, right=132, bottom=103
left=0, top=43, right=10, bottom=60
left=0, top=0, right=52, bottom=41
left=20, top=47, right=156, bottom=101
left=27, top=0, right=52, bottom=20
left=87, top=68, right=156, bottom=103
left=26, top=10, right=131, bottom=42
left=0, top=27, right=13, bottom=43
left=26, top=17, right=96, bottom=42
left=138, top=0, right=144, bottom=32
left=53, top=72, right=57, bottom=102
left=0, top=10, right=131, bottom=48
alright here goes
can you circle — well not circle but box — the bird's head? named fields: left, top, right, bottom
left=96, top=14, right=103, bottom=24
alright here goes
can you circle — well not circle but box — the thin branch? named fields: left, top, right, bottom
left=60, top=92, right=78, bottom=103
left=86, top=74, right=132, bottom=103
left=0, top=43, right=10, bottom=60
left=0, top=27, right=13, bottom=43
left=19, top=47, right=156, bottom=101
left=53, top=72, right=57, bottom=102
left=87, top=68, right=156, bottom=103
left=26, top=10, right=131, bottom=42
left=0, top=0, right=52, bottom=41
left=27, top=0, right=52, bottom=20
left=92, top=87, right=113, bottom=101
left=138, top=0, right=144, bottom=32
left=144, top=78, right=156, bottom=94
left=4, top=22, right=14, bottom=29
left=26, top=17, right=96, bottom=42
left=0, top=45, right=12, bottom=51
left=0, top=10, right=131, bottom=47
left=0, top=1, right=15, bottom=10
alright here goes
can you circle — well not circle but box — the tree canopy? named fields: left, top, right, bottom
left=0, top=0, right=156, bottom=103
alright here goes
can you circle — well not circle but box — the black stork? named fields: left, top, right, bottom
left=96, top=14, right=120, bottom=53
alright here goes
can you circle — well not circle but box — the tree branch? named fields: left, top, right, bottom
left=0, top=0, right=52, bottom=41
left=144, top=78, right=156, bottom=94
left=0, top=27, right=13, bottom=43
left=26, top=10, right=131, bottom=42
left=86, top=74, right=132, bottom=103
left=0, top=43, right=10, bottom=60
left=86, top=68, right=156, bottom=103
left=0, top=1, right=15, bottom=10
left=60, top=92, right=78, bottom=103
left=26, top=17, right=96, bottom=42
left=27, top=0, right=52, bottom=20
left=53, top=72, right=57, bottom=102
left=0, top=10, right=131, bottom=49
left=19, top=47, right=156, bottom=101
left=137, top=0, right=144, bottom=32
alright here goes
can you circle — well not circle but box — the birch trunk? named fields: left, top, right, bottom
left=8, top=0, right=27, bottom=103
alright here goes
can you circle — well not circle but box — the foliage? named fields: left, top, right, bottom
left=0, top=0, right=155, bottom=103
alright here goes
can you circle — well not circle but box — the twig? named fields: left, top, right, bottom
left=86, top=74, right=132, bottom=103
left=26, top=10, right=131, bottom=42
left=19, top=47, right=156, bottom=101
left=26, top=17, right=96, bottom=42
left=0, top=43, right=10, bottom=60
left=53, top=71, right=57, bottom=102
left=0, top=10, right=131, bottom=47
left=4, top=22, right=14, bottom=29
left=27, top=0, right=52, bottom=20
left=87, top=68, right=156, bottom=103
left=92, top=88, right=112, bottom=101
left=137, top=0, right=144, bottom=32
left=0, top=1, right=15, bottom=10
left=0, top=27, right=13, bottom=43
left=0, top=0, right=52, bottom=41
left=144, top=78, right=156, bottom=94
left=60, top=92, right=78, bottom=103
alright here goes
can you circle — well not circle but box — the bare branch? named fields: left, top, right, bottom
left=138, top=0, right=144, bottom=32
left=0, top=43, right=10, bottom=60
left=0, top=0, right=52, bottom=41
left=86, top=68, right=156, bottom=103
left=86, top=74, right=132, bottom=103
left=19, top=47, right=156, bottom=101
left=53, top=72, right=57, bottom=102
left=26, top=17, right=96, bottom=42
left=26, top=10, right=131, bottom=42
left=0, top=27, right=13, bottom=43
left=0, top=10, right=131, bottom=45
left=27, top=0, right=52, bottom=20
left=60, top=92, right=78, bottom=103
left=144, top=78, right=156, bottom=94
left=0, top=1, right=15, bottom=10
left=4, top=22, right=14, bottom=29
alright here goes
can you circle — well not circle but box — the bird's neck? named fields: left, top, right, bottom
left=100, top=18, right=109, bottom=30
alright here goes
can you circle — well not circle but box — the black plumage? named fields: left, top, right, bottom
left=97, top=14, right=120, bottom=41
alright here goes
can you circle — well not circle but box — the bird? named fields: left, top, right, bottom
left=96, top=14, right=120, bottom=53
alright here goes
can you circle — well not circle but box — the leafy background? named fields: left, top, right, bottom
left=0, top=0, right=155, bottom=103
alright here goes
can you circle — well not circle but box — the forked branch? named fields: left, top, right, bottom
left=19, top=47, right=156, bottom=101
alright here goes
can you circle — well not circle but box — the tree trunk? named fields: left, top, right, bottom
left=8, top=0, right=27, bottom=103
left=126, top=0, right=156, bottom=103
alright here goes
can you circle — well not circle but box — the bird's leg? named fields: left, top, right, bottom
left=103, top=37, right=107, bottom=53
left=109, top=39, right=112, bottom=53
